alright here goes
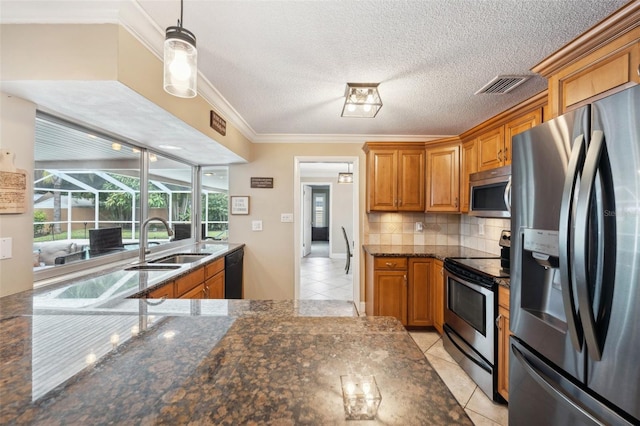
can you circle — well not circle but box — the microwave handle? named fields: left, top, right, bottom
left=504, top=176, right=512, bottom=215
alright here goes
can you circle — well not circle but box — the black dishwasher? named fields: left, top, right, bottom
left=225, top=248, right=244, bottom=299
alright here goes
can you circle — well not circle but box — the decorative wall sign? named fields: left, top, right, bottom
left=210, top=110, right=227, bottom=136
left=251, top=177, right=274, bottom=188
left=0, top=151, right=27, bottom=214
left=230, top=196, right=250, bottom=215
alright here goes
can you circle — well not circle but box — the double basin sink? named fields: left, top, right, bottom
left=125, top=253, right=211, bottom=271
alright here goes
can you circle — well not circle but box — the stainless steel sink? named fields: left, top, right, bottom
left=125, top=264, right=182, bottom=271
left=150, top=253, right=210, bottom=264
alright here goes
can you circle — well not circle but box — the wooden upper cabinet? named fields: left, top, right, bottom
left=364, top=143, right=424, bottom=212
left=477, top=126, right=505, bottom=171
left=504, top=108, right=542, bottom=164
left=460, top=140, right=478, bottom=213
left=426, top=142, right=460, bottom=212
left=531, top=3, right=639, bottom=119
left=368, top=149, right=397, bottom=211
left=398, top=149, right=425, bottom=211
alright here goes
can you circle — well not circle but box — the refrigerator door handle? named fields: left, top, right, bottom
left=558, top=133, right=586, bottom=351
left=511, top=344, right=605, bottom=426
left=504, top=176, right=512, bottom=215
left=575, top=130, right=604, bottom=361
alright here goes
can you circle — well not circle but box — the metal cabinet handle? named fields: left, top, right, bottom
left=454, top=197, right=459, bottom=208
left=496, top=313, right=502, bottom=329
left=497, top=149, right=503, bottom=161
left=403, top=275, right=407, bottom=285
left=385, top=262, right=396, bottom=268
left=504, top=146, right=509, bottom=160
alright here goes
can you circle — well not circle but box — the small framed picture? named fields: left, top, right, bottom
left=230, top=196, right=250, bottom=215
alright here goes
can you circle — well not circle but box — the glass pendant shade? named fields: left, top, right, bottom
left=164, top=26, right=197, bottom=98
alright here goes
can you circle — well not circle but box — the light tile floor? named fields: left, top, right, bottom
left=410, top=331, right=509, bottom=426
left=299, top=242, right=353, bottom=301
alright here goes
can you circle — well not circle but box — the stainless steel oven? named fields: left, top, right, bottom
left=442, top=257, right=507, bottom=401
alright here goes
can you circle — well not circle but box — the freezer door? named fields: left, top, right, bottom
left=584, top=85, right=640, bottom=422
left=510, top=106, right=589, bottom=381
left=509, top=337, right=634, bottom=426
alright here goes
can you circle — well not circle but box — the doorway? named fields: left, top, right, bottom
left=294, top=157, right=359, bottom=306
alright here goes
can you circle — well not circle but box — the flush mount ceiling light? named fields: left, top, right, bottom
left=341, top=83, right=382, bottom=118
left=338, top=163, right=353, bottom=184
left=164, top=0, right=197, bottom=98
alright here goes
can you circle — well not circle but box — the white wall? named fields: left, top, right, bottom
left=0, top=93, right=36, bottom=297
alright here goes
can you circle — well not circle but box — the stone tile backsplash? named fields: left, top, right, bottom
left=364, top=213, right=510, bottom=256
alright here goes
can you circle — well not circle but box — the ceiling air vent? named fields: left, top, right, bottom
left=475, top=75, right=530, bottom=95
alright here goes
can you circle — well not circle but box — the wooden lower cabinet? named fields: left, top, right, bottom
left=147, top=281, right=174, bottom=299
left=366, top=255, right=440, bottom=328
left=181, top=282, right=206, bottom=299
left=408, top=258, right=433, bottom=326
left=432, top=259, right=444, bottom=334
left=497, top=285, right=511, bottom=401
left=205, top=271, right=225, bottom=299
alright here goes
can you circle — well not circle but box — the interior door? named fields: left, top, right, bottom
left=302, top=185, right=312, bottom=257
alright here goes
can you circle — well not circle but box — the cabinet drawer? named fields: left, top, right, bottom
left=374, top=257, right=407, bottom=270
left=175, top=267, right=205, bottom=296
left=147, top=281, right=174, bottom=299
left=498, top=285, right=510, bottom=310
left=205, top=257, right=225, bottom=279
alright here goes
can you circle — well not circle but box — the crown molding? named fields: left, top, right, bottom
left=250, top=133, right=451, bottom=144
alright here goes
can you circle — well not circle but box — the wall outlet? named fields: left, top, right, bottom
left=281, top=213, right=294, bottom=223
left=252, top=220, right=263, bottom=231
left=414, top=222, right=423, bottom=232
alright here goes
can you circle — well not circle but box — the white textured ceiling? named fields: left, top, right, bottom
left=0, top=0, right=631, bottom=161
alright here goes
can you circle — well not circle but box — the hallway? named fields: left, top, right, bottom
left=299, top=242, right=353, bottom=301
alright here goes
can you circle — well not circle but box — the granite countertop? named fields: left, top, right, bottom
left=363, top=244, right=496, bottom=260
left=363, top=244, right=510, bottom=287
left=0, top=293, right=472, bottom=425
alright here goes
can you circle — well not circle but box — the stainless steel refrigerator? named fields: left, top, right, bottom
left=510, top=84, right=640, bottom=426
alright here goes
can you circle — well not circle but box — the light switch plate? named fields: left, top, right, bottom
left=252, top=220, right=263, bottom=231
left=281, top=213, right=293, bottom=223
left=0, top=237, right=12, bottom=259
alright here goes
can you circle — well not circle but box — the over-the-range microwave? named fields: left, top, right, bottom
left=468, top=165, right=511, bottom=218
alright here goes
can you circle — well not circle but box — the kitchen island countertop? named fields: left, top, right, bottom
left=0, top=290, right=473, bottom=425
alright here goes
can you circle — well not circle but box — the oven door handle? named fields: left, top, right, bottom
left=444, top=325, right=491, bottom=373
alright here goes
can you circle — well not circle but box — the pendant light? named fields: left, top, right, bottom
left=338, top=163, right=354, bottom=184
left=164, top=0, right=197, bottom=98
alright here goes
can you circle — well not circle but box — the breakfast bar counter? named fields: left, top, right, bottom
left=0, top=294, right=473, bottom=425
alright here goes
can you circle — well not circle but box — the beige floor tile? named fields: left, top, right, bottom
left=426, top=338, right=456, bottom=363
left=465, top=409, right=503, bottom=426
left=408, top=331, right=440, bottom=353
left=466, top=387, right=508, bottom=425
left=426, top=355, right=477, bottom=406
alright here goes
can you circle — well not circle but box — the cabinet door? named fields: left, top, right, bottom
left=426, top=144, right=460, bottom=212
left=205, top=271, right=225, bottom=299
left=180, top=283, right=206, bottom=299
left=498, top=305, right=511, bottom=401
left=368, top=150, right=398, bottom=211
left=374, top=270, right=407, bottom=325
left=477, top=126, right=505, bottom=171
left=460, top=140, right=478, bottom=213
left=504, top=109, right=542, bottom=165
left=398, top=149, right=425, bottom=211
left=408, top=258, right=433, bottom=326
left=432, top=259, right=444, bottom=334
